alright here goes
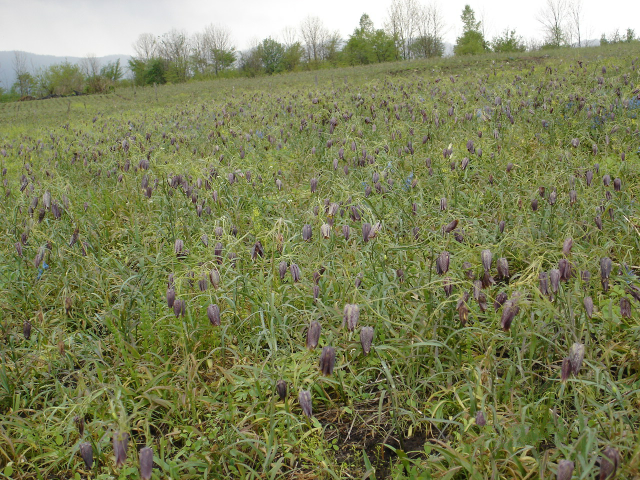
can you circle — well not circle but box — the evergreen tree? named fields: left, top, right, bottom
left=454, top=5, right=488, bottom=55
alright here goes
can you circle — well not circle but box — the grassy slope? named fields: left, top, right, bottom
left=0, top=44, right=639, bottom=479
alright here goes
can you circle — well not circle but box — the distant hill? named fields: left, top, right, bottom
left=0, top=51, right=131, bottom=90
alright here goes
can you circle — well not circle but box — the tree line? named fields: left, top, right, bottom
left=1, top=0, right=637, bottom=100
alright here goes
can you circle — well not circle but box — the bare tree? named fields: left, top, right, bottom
left=280, top=26, right=299, bottom=48
left=413, top=2, right=446, bottom=58
left=202, top=24, right=236, bottom=74
left=300, top=16, right=328, bottom=64
left=80, top=53, right=101, bottom=78
left=158, top=29, right=191, bottom=81
left=13, top=51, right=33, bottom=96
left=568, top=0, right=584, bottom=47
left=132, top=33, right=158, bottom=62
left=385, top=0, right=420, bottom=60
left=538, top=0, right=568, bottom=48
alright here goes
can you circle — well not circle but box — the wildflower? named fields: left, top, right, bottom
left=556, top=460, right=574, bottom=480
left=584, top=297, right=594, bottom=318
left=558, top=259, right=572, bottom=281
left=79, top=442, right=93, bottom=469
left=562, top=238, right=573, bottom=256
left=306, top=321, right=321, bottom=349
left=599, top=447, right=621, bottom=480
left=436, top=252, right=450, bottom=275
left=319, top=346, right=336, bottom=376
left=550, top=269, right=561, bottom=293
left=475, top=411, right=486, bottom=427
left=113, top=431, right=129, bottom=468
left=209, top=269, right=220, bottom=288
left=201, top=234, right=209, bottom=247
left=362, top=223, right=371, bottom=242
left=569, top=343, right=585, bottom=374
left=496, top=258, right=509, bottom=279
left=276, top=380, right=287, bottom=401
left=23, top=320, right=32, bottom=340
left=278, top=261, right=288, bottom=280
left=139, top=447, right=153, bottom=480
left=481, top=250, right=492, bottom=272
left=600, top=257, right=612, bottom=291
left=298, top=390, right=312, bottom=417
left=620, top=297, right=631, bottom=318
left=494, top=291, right=508, bottom=311
left=443, top=219, right=458, bottom=234
left=343, top=304, right=360, bottom=331
left=500, top=299, right=520, bottom=331
left=173, top=299, right=185, bottom=318
left=302, top=224, right=312, bottom=241
left=360, top=327, right=374, bottom=354
left=310, top=177, right=318, bottom=193
left=321, top=224, right=331, bottom=239
left=342, top=225, right=350, bottom=240
left=174, top=239, right=185, bottom=257
left=207, top=304, right=221, bottom=326
left=290, top=263, right=301, bottom=282
left=561, top=357, right=572, bottom=382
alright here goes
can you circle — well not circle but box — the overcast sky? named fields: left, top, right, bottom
left=0, top=0, right=637, bottom=57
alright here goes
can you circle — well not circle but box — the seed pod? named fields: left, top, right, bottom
left=569, top=343, right=585, bottom=374
left=343, top=304, right=360, bottom=331
left=302, top=224, right=312, bottom=241
left=549, top=269, right=561, bottom=293
left=494, top=291, right=508, bottom=311
left=620, top=297, right=631, bottom=318
left=556, top=460, right=574, bottom=480
left=481, top=249, right=492, bottom=272
left=207, top=304, right=221, bottom=326
left=79, top=442, right=93, bottom=469
left=23, top=320, right=32, bottom=340
left=307, top=321, right=321, bottom=349
left=436, top=252, right=450, bottom=275
left=276, top=380, right=287, bottom=401
left=475, top=411, right=486, bottom=427
left=496, top=258, right=509, bottom=279
left=290, top=263, right=301, bottom=282
left=500, top=299, right=520, bottom=331
left=321, top=224, right=331, bottom=239
left=599, top=447, right=621, bottom=480
left=138, top=447, right=153, bottom=480
left=319, top=346, right=336, bottom=376
left=360, top=326, right=374, bottom=354
left=558, top=259, right=572, bottom=281
left=443, top=219, right=458, bottom=234
left=362, top=223, right=371, bottom=242
left=113, top=431, right=129, bottom=468
left=298, top=389, right=312, bottom=417
left=562, top=238, right=573, bottom=256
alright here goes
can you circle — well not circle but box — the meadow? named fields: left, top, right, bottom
left=0, top=44, right=639, bottom=479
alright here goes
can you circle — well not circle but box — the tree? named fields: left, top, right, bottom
left=300, top=16, right=328, bottom=66
left=132, top=33, right=157, bottom=62
left=568, top=0, right=584, bottom=47
left=239, top=42, right=263, bottom=77
left=454, top=5, right=488, bottom=55
left=411, top=3, right=445, bottom=58
left=36, top=62, right=84, bottom=96
left=323, top=31, right=343, bottom=65
left=491, top=29, right=526, bottom=53
left=258, top=38, right=285, bottom=74
left=345, top=14, right=397, bottom=65
left=158, top=29, right=191, bottom=83
left=197, top=24, right=236, bottom=75
left=13, top=51, right=34, bottom=97
left=385, top=0, right=420, bottom=60
left=538, top=0, right=568, bottom=48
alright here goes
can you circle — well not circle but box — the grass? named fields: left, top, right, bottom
left=0, top=43, right=639, bottom=479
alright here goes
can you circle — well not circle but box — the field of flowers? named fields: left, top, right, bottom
left=0, top=45, right=639, bottom=479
